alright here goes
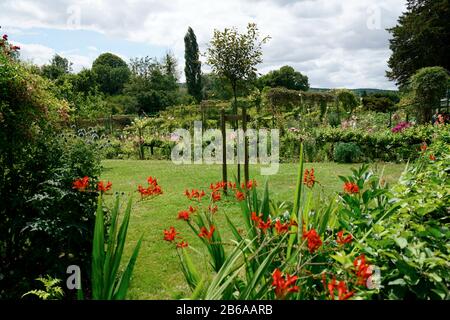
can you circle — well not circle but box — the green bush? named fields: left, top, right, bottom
left=0, top=49, right=101, bottom=298
left=334, top=142, right=362, bottom=163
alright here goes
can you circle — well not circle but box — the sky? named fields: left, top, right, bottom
left=0, top=0, right=407, bottom=89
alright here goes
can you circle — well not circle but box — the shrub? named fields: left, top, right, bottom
left=0, top=46, right=101, bottom=299
left=328, top=112, right=341, bottom=127
left=169, top=140, right=449, bottom=300
left=334, top=142, right=362, bottom=163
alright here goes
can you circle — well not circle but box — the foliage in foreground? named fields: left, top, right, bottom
left=89, top=195, right=143, bottom=300
left=166, top=137, right=449, bottom=300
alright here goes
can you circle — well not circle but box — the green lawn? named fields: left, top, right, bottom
left=100, top=160, right=405, bottom=299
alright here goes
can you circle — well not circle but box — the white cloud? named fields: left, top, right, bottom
left=15, top=42, right=55, bottom=66
left=0, top=0, right=406, bottom=89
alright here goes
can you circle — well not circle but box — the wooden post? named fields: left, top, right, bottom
left=221, top=108, right=227, bottom=194
left=242, top=105, right=249, bottom=183
left=110, top=114, right=113, bottom=135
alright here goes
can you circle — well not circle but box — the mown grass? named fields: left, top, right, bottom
left=100, top=160, right=405, bottom=299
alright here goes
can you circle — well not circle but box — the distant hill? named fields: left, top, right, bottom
left=310, top=88, right=399, bottom=96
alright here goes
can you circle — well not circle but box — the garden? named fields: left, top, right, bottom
left=1, top=0, right=449, bottom=302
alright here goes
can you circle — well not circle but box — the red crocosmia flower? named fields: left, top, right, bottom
left=198, top=225, right=215, bottom=240
left=138, top=177, right=163, bottom=199
left=97, top=181, right=112, bottom=193
left=343, top=182, right=359, bottom=194
left=336, top=230, right=353, bottom=245
left=147, top=176, right=158, bottom=186
left=275, top=220, right=289, bottom=234
left=258, top=218, right=272, bottom=232
left=211, top=191, right=221, bottom=202
left=177, top=210, right=190, bottom=221
left=337, top=281, right=354, bottom=300
left=354, top=255, right=372, bottom=287
left=73, top=176, right=89, bottom=191
left=420, top=142, right=427, bottom=152
left=429, top=154, right=436, bottom=161
left=208, top=204, right=218, bottom=214
left=251, top=212, right=262, bottom=223
left=242, top=179, right=257, bottom=190
left=209, top=181, right=226, bottom=192
left=302, top=228, right=322, bottom=253
left=235, top=190, right=245, bottom=201
left=163, top=227, right=178, bottom=242
left=324, top=276, right=354, bottom=300
left=189, top=205, right=196, bottom=213
left=185, top=189, right=206, bottom=201
left=272, top=269, right=299, bottom=299
left=228, top=182, right=237, bottom=190
left=176, top=241, right=188, bottom=248
left=303, top=168, right=316, bottom=188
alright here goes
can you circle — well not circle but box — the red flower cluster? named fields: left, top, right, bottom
left=274, top=220, right=290, bottom=234
left=343, top=182, right=359, bottom=194
left=208, top=204, right=218, bottom=214
left=257, top=218, right=272, bottom=232
left=97, top=181, right=112, bottom=193
left=272, top=269, right=299, bottom=299
left=185, top=189, right=206, bottom=201
left=336, top=230, right=353, bottom=245
left=302, top=228, right=322, bottom=253
left=324, top=276, right=354, bottom=300
left=241, top=179, right=257, bottom=190
left=209, top=181, right=226, bottom=192
left=251, top=212, right=262, bottom=222
left=73, top=176, right=89, bottom=191
left=429, top=154, right=436, bottom=161
left=303, top=168, right=316, bottom=188
left=178, top=206, right=196, bottom=221
left=198, top=225, right=215, bottom=241
left=176, top=241, right=188, bottom=248
left=163, top=227, right=178, bottom=242
left=138, top=177, right=163, bottom=199
left=0, top=33, right=20, bottom=56
left=354, top=255, right=372, bottom=287
left=235, top=190, right=245, bottom=201
left=250, top=212, right=271, bottom=232
left=211, top=191, right=221, bottom=202
left=420, top=142, right=427, bottom=152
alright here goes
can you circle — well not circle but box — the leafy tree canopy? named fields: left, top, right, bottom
left=206, top=22, right=270, bottom=111
left=410, top=66, right=449, bottom=123
left=41, top=54, right=73, bottom=80
left=92, top=53, right=131, bottom=95
left=258, top=65, right=309, bottom=91
left=387, top=0, right=450, bottom=88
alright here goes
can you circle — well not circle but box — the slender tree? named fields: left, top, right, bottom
left=206, top=23, right=269, bottom=115
left=184, top=27, right=203, bottom=103
left=206, top=23, right=269, bottom=182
